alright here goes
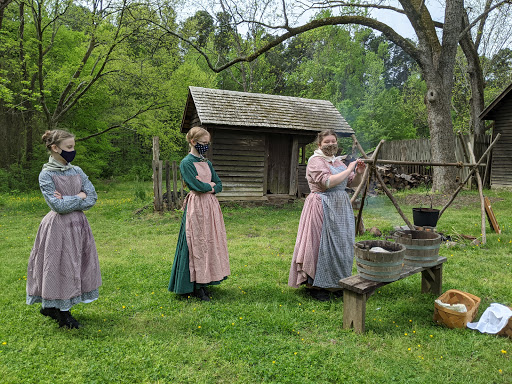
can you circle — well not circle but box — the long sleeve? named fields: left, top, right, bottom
left=75, top=166, right=97, bottom=211
left=39, top=171, right=83, bottom=214
left=180, top=158, right=215, bottom=193
left=208, top=161, right=222, bottom=194
left=306, top=157, right=331, bottom=189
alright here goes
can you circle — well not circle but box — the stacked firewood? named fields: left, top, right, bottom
left=374, top=165, right=432, bottom=191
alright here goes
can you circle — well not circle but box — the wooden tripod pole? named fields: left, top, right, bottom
left=439, top=133, right=501, bottom=219
left=457, top=132, right=486, bottom=244
left=351, top=137, right=414, bottom=229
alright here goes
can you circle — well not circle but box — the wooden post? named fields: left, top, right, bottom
left=165, top=160, right=171, bottom=210
left=439, top=133, right=501, bottom=219
left=152, top=136, right=163, bottom=212
left=172, top=161, right=179, bottom=209
left=458, top=132, right=486, bottom=244
left=352, top=137, right=414, bottom=229
left=289, top=137, right=299, bottom=196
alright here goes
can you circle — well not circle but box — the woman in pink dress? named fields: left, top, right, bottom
left=27, top=129, right=101, bottom=328
left=168, top=127, right=230, bottom=301
left=288, top=129, right=365, bottom=301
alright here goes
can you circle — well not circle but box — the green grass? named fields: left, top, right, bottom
left=0, top=182, right=511, bottom=383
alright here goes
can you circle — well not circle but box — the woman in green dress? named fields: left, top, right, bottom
left=168, top=127, right=230, bottom=301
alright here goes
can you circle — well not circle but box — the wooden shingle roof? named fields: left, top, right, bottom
left=480, top=82, right=512, bottom=122
left=182, top=86, right=354, bottom=136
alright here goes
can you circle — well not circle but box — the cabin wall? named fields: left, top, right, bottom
left=491, top=96, right=512, bottom=188
left=210, top=129, right=266, bottom=200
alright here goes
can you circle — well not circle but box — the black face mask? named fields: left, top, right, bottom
left=194, top=143, right=209, bottom=155
left=60, top=149, right=76, bottom=163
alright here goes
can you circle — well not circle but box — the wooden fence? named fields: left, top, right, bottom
left=377, top=134, right=492, bottom=186
left=153, top=137, right=185, bottom=212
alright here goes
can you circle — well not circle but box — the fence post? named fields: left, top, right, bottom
left=152, top=136, right=163, bottom=212
left=172, top=161, right=179, bottom=208
left=165, top=160, right=171, bottom=210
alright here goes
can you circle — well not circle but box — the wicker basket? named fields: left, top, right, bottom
left=433, top=289, right=481, bottom=329
left=497, top=307, right=512, bottom=338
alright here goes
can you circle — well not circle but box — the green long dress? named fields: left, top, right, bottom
left=168, top=154, right=230, bottom=294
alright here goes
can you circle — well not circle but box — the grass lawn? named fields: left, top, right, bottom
left=0, top=181, right=511, bottom=383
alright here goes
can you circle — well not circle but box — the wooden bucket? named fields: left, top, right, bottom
left=394, top=230, right=442, bottom=267
left=355, top=240, right=405, bottom=282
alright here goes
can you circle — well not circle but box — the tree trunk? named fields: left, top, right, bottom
left=424, top=82, right=458, bottom=192
left=460, top=26, right=485, bottom=135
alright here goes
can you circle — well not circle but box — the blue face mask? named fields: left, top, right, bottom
left=194, top=143, right=209, bottom=155
left=60, top=149, right=76, bottom=163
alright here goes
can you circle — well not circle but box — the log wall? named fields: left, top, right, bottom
left=491, top=96, right=512, bottom=188
left=211, top=129, right=267, bottom=201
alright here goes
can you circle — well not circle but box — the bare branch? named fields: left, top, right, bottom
left=459, top=0, right=512, bottom=40
left=76, top=104, right=166, bottom=141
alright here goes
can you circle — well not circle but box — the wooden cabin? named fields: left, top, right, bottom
left=181, top=86, right=355, bottom=201
left=479, top=82, right=512, bottom=189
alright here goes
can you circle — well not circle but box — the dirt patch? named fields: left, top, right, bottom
left=400, top=193, right=503, bottom=209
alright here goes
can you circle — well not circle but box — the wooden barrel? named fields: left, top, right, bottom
left=394, top=230, right=442, bottom=267
left=354, top=240, right=405, bottom=282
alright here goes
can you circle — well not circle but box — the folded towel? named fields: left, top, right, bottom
left=435, top=299, right=467, bottom=313
left=467, top=303, right=512, bottom=333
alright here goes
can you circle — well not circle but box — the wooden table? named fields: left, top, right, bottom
left=338, top=256, right=447, bottom=333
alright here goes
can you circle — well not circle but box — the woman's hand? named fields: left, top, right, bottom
left=355, top=159, right=366, bottom=174
left=54, top=191, right=62, bottom=199
left=77, top=192, right=87, bottom=200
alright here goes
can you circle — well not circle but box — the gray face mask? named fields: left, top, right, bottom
left=321, top=144, right=338, bottom=157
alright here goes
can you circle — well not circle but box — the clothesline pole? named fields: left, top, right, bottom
left=457, top=132, right=486, bottom=244
left=438, top=133, right=501, bottom=220
left=352, top=137, right=414, bottom=229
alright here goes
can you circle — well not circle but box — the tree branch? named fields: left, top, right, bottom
left=76, top=104, right=166, bottom=141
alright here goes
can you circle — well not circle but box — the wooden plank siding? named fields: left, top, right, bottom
left=490, top=95, right=512, bottom=188
left=211, top=130, right=267, bottom=200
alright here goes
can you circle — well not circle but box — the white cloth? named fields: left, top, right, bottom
left=435, top=300, right=467, bottom=313
left=42, top=156, right=74, bottom=172
left=370, top=247, right=390, bottom=253
left=467, top=303, right=512, bottom=333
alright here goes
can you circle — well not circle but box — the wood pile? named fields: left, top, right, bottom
left=375, top=165, right=432, bottom=191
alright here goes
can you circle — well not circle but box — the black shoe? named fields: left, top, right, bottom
left=194, top=287, right=211, bottom=302
left=307, top=288, right=330, bottom=301
left=58, top=311, right=81, bottom=329
left=331, top=290, right=344, bottom=299
left=40, top=307, right=61, bottom=321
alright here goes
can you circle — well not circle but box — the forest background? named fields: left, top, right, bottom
left=1, top=0, right=512, bottom=192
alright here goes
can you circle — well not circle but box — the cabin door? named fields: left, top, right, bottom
left=267, top=134, right=291, bottom=195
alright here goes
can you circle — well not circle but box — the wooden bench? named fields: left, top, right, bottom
left=338, top=256, right=447, bottom=333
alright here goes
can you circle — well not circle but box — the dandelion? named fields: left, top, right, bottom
left=312, top=310, right=315, bottom=313
left=405, top=333, right=408, bottom=336
left=122, top=305, right=126, bottom=309
left=294, top=352, right=297, bottom=355
left=2, top=342, right=6, bottom=345
left=198, top=326, right=201, bottom=329
left=272, top=361, right=276, bottom=364
left=499, top=369, right=503, bottom=374
left=409, top=319, right=412, bottom=322
left=408, top=348, right=411, bottom=351
left=413, top=330, right=416, bottom=333
left=418, top=344, right=421, bottom=347
left=231, top=323, right=234, bottom=326
left=501, top=350, right=507, bottom=354
left=239, top=317, right=243, bottom=320
left=430, top=335, right=433, bottom=338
